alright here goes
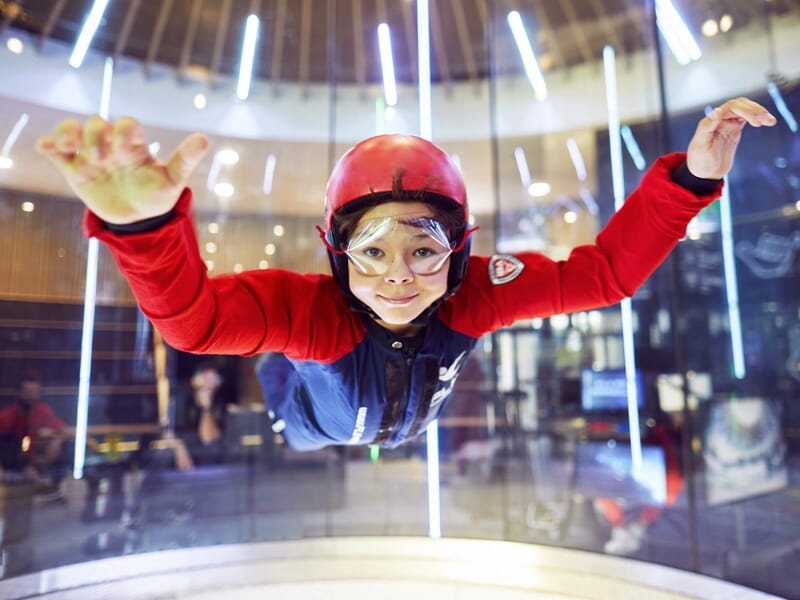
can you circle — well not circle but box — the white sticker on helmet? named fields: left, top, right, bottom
left=489, top=255, right=525, bottom=285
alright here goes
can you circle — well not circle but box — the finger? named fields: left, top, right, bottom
left=715, top=97, right=776, bottom=127
left=111, top=116, right=150, bottom=159
left=166, top=133, right=209, bottom=185
left=82, top=115, right=113, bottom=163
left=53, top=118, right=83, bottom=156
left=35, top=135, right=73, bottom=169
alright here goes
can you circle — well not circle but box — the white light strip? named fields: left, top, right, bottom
left=378, top=23, right=398, bottom=107
left=1, top=112, right=29, bottom=156
left=507, top=11, right=547, bottom=101
left=262, top=154, right=277, bottom=195
left=579, top=187, right=599, bottom=215
left=237, top=14, right=260, bottom=100
left=655, top=0, right=701, bottom=65
left=603, top=45, right=642, bottom=472
left=513, top=147, right=532, bottom=187
left=718, top=177, right=746, bottom=378
left=418, top=0, right=439, bottom=540
left=417, top=0, right=432, bottom=141
left=620, top=125, right=646, bottom=171
left=206, top=154, right=222, bottom=191
left=99, top=57, right=114, bottom=119
left=767, top=82, right=798, bottom=133
left=69, top=0, right=111, bottom=69
left=74, top=56, right=114, bottom=479
left=566, top=138, right=587, bottom=182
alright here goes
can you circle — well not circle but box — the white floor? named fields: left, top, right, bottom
left=0, top=537, right=783, bottom=600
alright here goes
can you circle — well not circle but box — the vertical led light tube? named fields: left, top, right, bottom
left=417, top=0, right=440, bottom=539
left=719, top=179, right=746, bottom=378
left=74, top=57, right=114, bottom=479
left=237, top=14, right=260, bottom=100
left=378, top=23, right=398, bottom=107
left=69, top=0, right=111, bottom=68
left=603, top=45, right=642, bottom=472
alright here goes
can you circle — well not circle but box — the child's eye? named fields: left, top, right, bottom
left=363, top=247, right=384, bottom=258
left=413, top=247, right=437, bottom=258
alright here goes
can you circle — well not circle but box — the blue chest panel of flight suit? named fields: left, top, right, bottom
left=260, top=315, right=479, bottom=450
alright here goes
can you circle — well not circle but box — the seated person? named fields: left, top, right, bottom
left=176, top=363, right=226, bottom=467
left=0, top=370, right=67, bottom=494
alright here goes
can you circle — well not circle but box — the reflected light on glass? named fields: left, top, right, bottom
left=148, top=142, right=160, bottom=156
left=208, top=222, right=219, bottom=234
left=655, top=0, right=702, bottom=65
left=237, top=14, right=260, bottom=100
left=514, top=147, right=532, bottom=187
left=263, top=154, right=277, bottom=195
left=205, top=259, right=215, bottom=271
left=193, top=93, right=207, bottom=110
left=205, top=242, right=217, bottom=254
left=767, top=82, right=798, bottom=133
left=273, top=224, right=285, bottom=237
left=21, top=201, right=34, bottom=212
left=563, top=210, right=577, bottom=224
left=507, top=11, right=547, bottom=100
left=527, top=181, right=551, bottom=197
left=377, top=23, right=398, bottom=107
left=233, top=263, right=244, bottom=273
left=217, top=149, right=240, bottom=165
left=6, top=37, right=23, bottom=54
left=566, top=138, right=587, bottom=182
left=719, top=14, right=733, bottom=32
left=214, top=182, right=234, bottom=198
left=264, top=243, right=276, bottom=256
left=259, top=259, right=269, bottom=269
left=0, top=156, right=12, bottom=169
left=2, top=112, right=30, bottom=157
left=620, top=125, right=646, bottom=171
left=69, top=0, right=111, bottom=68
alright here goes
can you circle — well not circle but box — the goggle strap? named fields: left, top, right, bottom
left=452, top=226, right=480, bottom=253
left=316, top=225, right=347, bottom=255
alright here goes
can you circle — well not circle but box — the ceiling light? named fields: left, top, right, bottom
left=273, top=224, right=284, bottom=237
left=193, top=93, right=207, bottom=110
left=0, top=156, right=12, bottom=169
left=264, top=243, right=276, bottom=256
left=2, top=113, right=29, bottom=157
left=259, top=260, right=269, bottom=269
left=214, top=182, right=234, bottom=198
left=563, top=210, right=577, bottom=224
left=513, top=147, right=532, bottom=187
left=507, top=11, right=547, bottom=100
left=378, top=23, right=398, bottom=106
left=208, top=222, right=219, bottom=234
left=233, top=263, right=243, bottom=273
left=566, top=138, right=587, bottom=182
left=6, top=37, right=23, bottom=55
left=620, top=125, right=646, bottom=171
left=148, top=142, right=160, bottom=156
left=70, top=0, right=111, bottom=68
left=205, top=259, right=215, bottom=272
left=719, top=14, right=733, bottom=32
left=21, top=201, right=35, bottom=212
left=767, top=81, right=798, bottom=133
left=527, top=182, right=551, bottom=197
left=205, top=242, right=217, bottom=254
left=237, top=14, right=260, bottom=100
left=701, top=19, right=718, bottom=37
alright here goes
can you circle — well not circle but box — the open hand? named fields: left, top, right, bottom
left=36, top=116, right=208, bottom=224
left=686, top=97, right=776, bottom=180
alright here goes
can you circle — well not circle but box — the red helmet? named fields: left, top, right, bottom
left=325, top=134, right=469, bottom=229
left=320, top=134, right=474, bottom=322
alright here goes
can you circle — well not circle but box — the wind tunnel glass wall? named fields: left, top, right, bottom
left=0, top=2, right=799, bottom=599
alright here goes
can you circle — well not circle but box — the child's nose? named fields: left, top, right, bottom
left=383, top=254, right=415, bottom=284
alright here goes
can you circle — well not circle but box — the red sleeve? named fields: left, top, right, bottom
left=0, top=405, right=14, bottom=430
left=440, top=152, right=721, bottom=337
left=32, top=403, right=65, bottom=432
left=84, top=189, right=364, bottom=362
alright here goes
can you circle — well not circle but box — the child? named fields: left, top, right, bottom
left=36, top=98, right=776, bottom=450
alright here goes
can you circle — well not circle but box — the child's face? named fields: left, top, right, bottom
left=347, top=201, right=450, bottom=332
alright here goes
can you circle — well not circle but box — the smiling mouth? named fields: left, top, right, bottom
left=379, top=294, right=419, bottom=305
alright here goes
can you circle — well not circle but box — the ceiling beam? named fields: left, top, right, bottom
left=298, top=0, right=312, bottom=93
left=178, top=0, right=204, bottom=80
left=36, top=0, right=67, bottom=50
left=113, top=0, right=141, bottom=61
left=556, top=0, right=596, bottom=64
left=429, top=0, right=452, bottom=91
left=145, top=0, right=174, bottom=77
left=270, top=0, right=287, bottom=89
left=209, top=0, right=232, bottom=85
left=449, top=0, right=479, bottom=81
